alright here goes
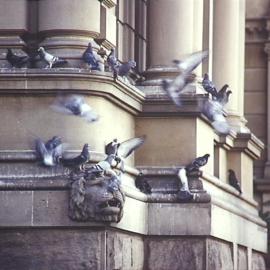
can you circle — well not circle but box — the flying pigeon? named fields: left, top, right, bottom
left=35, top=136, right=62, bottom=166
left=202, top=99, right=230, bottom=134
left=84, top=154, right=119, bottom=179
left=113, top=60, right=136, bottom=79
left=162, top=50, right=208, bottom=106
left=61, top=143, right=90, bottom=169
left=185, top=154, right=210, bottom=173
left=105, top=136, right=145, bottom=168
left=202, top=73, right=218, bottom=98
left=107, top=48, right=118, bottom=71
left=38, top=47, right=68, bottom=68
left=135, top=173, right=152, bottom=194
left=228, top=169, right=242, bottom=195
left=51, top=95, right=99, bottom=123
left=6, top=49, right=30, bottom=68
left=82, top=43, right=101, bottom=70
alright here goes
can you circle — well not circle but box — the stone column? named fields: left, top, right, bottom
left=212, top=0, right=247, bottom=130
left=263, top=24, right=270, bottom=178
left=0, top=0, right=28, bottom=67
left=38, top=0, right=102, bottom=67
left=144, top=0, right=194, bottom=83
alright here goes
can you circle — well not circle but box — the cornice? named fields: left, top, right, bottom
left=0, top=69, right=145, bottom=115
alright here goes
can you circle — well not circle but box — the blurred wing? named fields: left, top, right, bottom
left=118, top=136, right=146, bottom=158
left=83, top=109, right=99, bottom=123
left=164, top=74, right=186, bottom=107
left=174, top=51, right=208, bottom=73
left=212, top=114, right=230, bottom=134
left=35, top=139, right=47, bottom=159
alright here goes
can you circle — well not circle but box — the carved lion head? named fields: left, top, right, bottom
left=69, top=173, right=125, bottom=223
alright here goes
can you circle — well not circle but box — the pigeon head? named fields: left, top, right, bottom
left=226, top=90, right=232, bottom=97
left=204, top=154, right=210, bottom=159
left=228, top=169, right=234, bottom=175
left=203, top=73, right=209, bottom=80
left=38, top=47, right=45, bottom=52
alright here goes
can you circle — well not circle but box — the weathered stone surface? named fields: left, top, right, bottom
left=0, top=229, right=104, bottom=270
left=238, top=246, right=248, bottom=270
left=207, top=239, right=233, bottom=270
left=252, top=251, right=266, bottom=270
left=0, top=191, right=33, bottom=226
left=145, top=238, right=205, bottom=270
left=33, top=190, right=70, bottom=226
left=106, top=231, right=144, bottom=270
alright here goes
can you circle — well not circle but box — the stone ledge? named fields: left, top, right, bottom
left=0, top=69, right=145, bottom=115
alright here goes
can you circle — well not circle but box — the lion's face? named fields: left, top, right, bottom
left=69, top=175, right=125, bottom=223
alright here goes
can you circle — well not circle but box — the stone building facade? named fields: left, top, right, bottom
left=0, top=0, right=268, bottom=269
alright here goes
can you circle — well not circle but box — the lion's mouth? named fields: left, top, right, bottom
left=99, top=198, right=122, bottom=209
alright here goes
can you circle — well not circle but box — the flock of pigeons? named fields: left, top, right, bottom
left=6, top=43, right=135, bottom=80
left=5, top=44, right=242, bottom=198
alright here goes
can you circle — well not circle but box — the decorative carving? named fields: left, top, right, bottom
left=69, top=164, right=125, bottom=223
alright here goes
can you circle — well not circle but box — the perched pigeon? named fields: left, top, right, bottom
left=38, top=47, right=67, bottom=68
left=107, top=48, right=118, bottom=71
left=185, top=154, right=210, bottom=173
left=113, top=60, right=136, bottom=79
left=202, top=99, right=230, bottom=134
left=35, top=136, right=62, bottom=166
left=228, top=169, right=242, bottom=195
left=52, top=95, right=99, bottom=123
left=6, top=49, right=30, bottom=68
left=135, top=173, right=152, bottom=194
left=162, top=50, right=208, bottom=106
left=82, top=43, right=101, bottom=70
left=202, top=73, right=218, bottom=98
left=61, top=144, right=90, bottom=168
left=216, top=84, right=232, bottom=106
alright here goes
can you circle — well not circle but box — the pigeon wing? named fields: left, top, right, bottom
left=174, top=50, right=208, bottom=73
left=35, top=139, right=47, bottom=159
left=117, top=136, right=146, bottom=158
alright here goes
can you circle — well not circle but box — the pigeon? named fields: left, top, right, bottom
left=135, top=173, right=152, bottom=194
left=35, top=136, right=62, bottom=166
left=6, top=49, right=30, bottom=68
left=162, top=50, right=208, bottom=106
left=216, top=84, right=232, bottom=106
left=38, top=47, right=67, bottom=68
left=202, top=99, right=230, bottom=134
left=113, top=60, right=136, bottom=79
left=105, top=136, right=146, bottom=170
left=61, top=144, right=90, bottom=169
left=185, top=154, right=210, bottom=173
left=107, top=48, right=118, bottom=71
left=202, top=73, right=218, bottom=98
left=51, top=95, right=99, bottom=123
left=228, top=169, right=242, bottom=195
left=82, top=43, right=101, bottom=70
left=84, top=154, right=119, bottom=179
